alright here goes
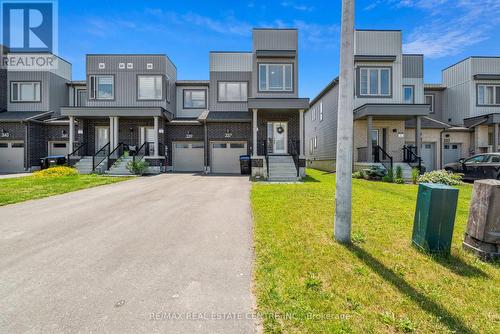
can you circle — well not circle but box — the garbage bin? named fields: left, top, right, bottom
left=239, top=155, right=251, bottom=175
left=412, top=183, right=459, bottom=254
left=40, top=155, right=67, bottom=169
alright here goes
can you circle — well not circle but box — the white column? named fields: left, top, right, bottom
left=415, top=116, right=422, bottom=156
left=494, top=123, right=499, bottom=152
left=299, top=109, right=304, bottom=157
left=367, top=116, right=373, bottom=162
left=252, top=109, right=258, bottom=157
left=68, top=116, right=75, bottom=154
left=109, top=116, right=114, bottom=150
left=114, top=117, right=119, bottom=150
left=153, top=116, right=159, bottom=157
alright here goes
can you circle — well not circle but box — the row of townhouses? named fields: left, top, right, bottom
left=306, top=30, right=500, bottom=177
left=1, top=28, right=499, bottom=180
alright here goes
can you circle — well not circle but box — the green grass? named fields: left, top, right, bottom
left=252, top=169, right=500, bottom=334
left=0, top=174, right=132, bottom=206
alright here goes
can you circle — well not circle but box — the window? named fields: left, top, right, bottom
left=404, top=86, right=414, bottom=104
left=230, top=143, right=245, bottom=149
left=12, top=142, right=24, bottom=148
left=175, top=143, right=189, bottom=149
left=53, top=143, right=67, bottom=148
left=309, top=138, right=313, bottom=154
left=11, top=82, right=41, bottom=102
left=138, top=75, right=163, bottom=100
left=478, top=85, right=500, bottom=105
left=258, top=64, right=293, bottom=92
left=489, top=155, right=500, bottom=163
left=127, top=63, right=133, bottom=69
left=166, top=76, right=171, bottom=103
left=98, top=63, right=105, bottom=69
left=147, top=63, right=153, bottom=69
left=118, top=63, right=125, bottom=69
left=213, top=143, right=227, bottom=149
left=0, top=143, right=7, bottom=148
left=183, top=90, right=206, bottom=109
left=465, top=155, right=486, bottom=164
left=359, top=67, right=391, bottom=96
left=319, top=101, right=323, bottom=121
left=425, top=94, right=435, bottom=113
left=89, top=75, right=114, bottom=100
left=192, top=143, right=204, bottom=149
left=218, top=82, right=248, bottom=102
left=312, top=105, right=316, bottom=121
left=314, top=136, right=317, bottom=149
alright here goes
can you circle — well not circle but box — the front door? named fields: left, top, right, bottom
left=95, top=126, right=109, bottom=152
left=271, top=122, right=287, bottom=154
left=140, top=127, right=155, bottom=156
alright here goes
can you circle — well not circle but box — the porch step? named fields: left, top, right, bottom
left=268, top=155, right=299, bottom=181
left=393, top=163, right=414, bottom=180
left=106, top=156, right=134, bottom=176
left=74, top=156, right=94, bottom=174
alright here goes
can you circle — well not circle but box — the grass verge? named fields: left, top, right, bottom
left=251, top=169, right=499, bottom=333
left=0, top=174, right=132, bottom=206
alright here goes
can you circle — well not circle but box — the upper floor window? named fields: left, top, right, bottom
left=166, top=76, right=171, bottom=103
left=11, top=82, right=41, bottom=102
left=359, top=67, right=391, bottom=97
left=478, top=85, right=500, bottom=106
left=183, top=89, right=206, bottom=109
left=258, top=64, right=293, bottom=92
left=425, top=94, right=435, bottom=113
left=403, top=86, right=414, bottom=104
left=218, top=82, right=248, bottom=102
left=89, top=75, right=114, bottom=100
left=138, top=75, right=163, bottom=100
left=319, top=101, right=323, bottom=121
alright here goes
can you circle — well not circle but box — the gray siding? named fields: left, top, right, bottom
left=175, top=85, right=209, bottom=118
left=442, top=58, right=471, bottom=125
left=49, top=73, right=70, bottom=115
left=253, top=29, right=297, bottom=51
left=355, top=30, right=401, bottom=56
left=85, top=55, right=176, bottom=112
left=305, top=84, right=339, bottom=161
left=403, top=55, right=423, bottom=78
left=0, top=67, right=6, bottom=111
left=209, top=71, right=251, bottom=112
left=424, top=89, right=445, bottom=123
left=210, top=53, right=252, bottom=72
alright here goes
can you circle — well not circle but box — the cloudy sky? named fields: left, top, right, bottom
left=58, top=0, right=500, bottom=99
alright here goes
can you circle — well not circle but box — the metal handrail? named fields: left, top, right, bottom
left=133, top=142, right=149, bottom=163
left=107, top=142, right=125, bottom=170
left=67, top=142, right=87, bottom=167
left=374, top=145, right=394, bottom=173
left=403, top=145, right=423, bottom=173
left=92, top=142, right=110, bottom=171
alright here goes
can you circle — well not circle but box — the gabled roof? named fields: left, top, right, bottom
left=310, top=77, right=339, bottom=107
left=0, top=111, right=53, bottom=122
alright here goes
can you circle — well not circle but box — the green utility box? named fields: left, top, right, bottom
left=412, top=183, right=459, bottom=254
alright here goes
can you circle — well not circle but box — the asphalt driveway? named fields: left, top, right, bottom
left=0, top=174, right=256, bottom=333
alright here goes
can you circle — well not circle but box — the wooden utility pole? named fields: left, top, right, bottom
left=334, top=0, right=355, bottom=243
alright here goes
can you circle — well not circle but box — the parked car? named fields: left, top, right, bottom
left=444, top=153, right=500, bottom=181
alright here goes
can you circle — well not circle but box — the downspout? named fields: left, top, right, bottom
left=204, top=120, right=209, bottom=174
left=439, top=128, right=445, bottom=170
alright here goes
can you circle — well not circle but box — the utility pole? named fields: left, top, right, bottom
left=334, top=0, right=355, bottom=243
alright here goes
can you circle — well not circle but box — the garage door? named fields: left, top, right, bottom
left=0, top=141, right=25, bottom=173
left=172, top=141, right=204, bottom=172
left=211, top=141, right=247, bottom=174
left=48, top=142, right=68, bottom=156
left=421, top=143, right=436, bottom=171
left=444, top=144, right=461, bottom=165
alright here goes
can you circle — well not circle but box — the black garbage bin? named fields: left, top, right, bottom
left=239, top=155, right=251, bottom=175
left=40, top=155, right=67, bottom=169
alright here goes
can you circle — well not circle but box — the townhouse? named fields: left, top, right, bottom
left=305, top=30, right=500, bottom=175
left=0, top=29, right=309, bottom=181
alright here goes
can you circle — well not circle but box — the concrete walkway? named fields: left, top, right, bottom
left=0, top=172, right=32, bottom=179
left=0, top=174, right=256, bottom=333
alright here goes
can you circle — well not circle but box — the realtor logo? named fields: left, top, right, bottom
left=1, top=0, right=57, bottom=53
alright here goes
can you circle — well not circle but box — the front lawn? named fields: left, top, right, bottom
left=251, top=169, right=499, bottom=333
left=0, top=174, right=132, bottom=206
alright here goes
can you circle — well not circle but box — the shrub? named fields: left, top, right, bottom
left=394, top=178, right=405, bottom=184
left=33, top=166, right=78, bottom=177
left=363, top=165, right=386, bottom=180
left=395, top=166, right=403, bottom=180
left=411, top=168, right=420, bottom=184
left=418, top=170, right=463, bottom=186
left=352, top=171, right=363, bottom=179
left=382, top=168, right=394, bottom=183
left=126, top=160, right=149, bottom=175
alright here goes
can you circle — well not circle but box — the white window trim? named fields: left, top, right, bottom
left=137, top=75, right=163, bottom=101
left=218, top=81, right=248, bottom=102
left=359, top=67, right=391, bottom=97
left=89, top=75, right=114, bottom=100
left=319, top=101, right=323, bottom=121
left=258, top=63, right=293, bottom=92
left=10, top=81, right=41, bottom=102
left=425, top=94, right=435, bottom=113
left=477, top=84, right=500, bottom=106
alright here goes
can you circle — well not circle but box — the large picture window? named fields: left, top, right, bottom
left=359, top=67, right=391, bottom=97
left=218, top=82, right=248, bottom=102
left=11, top=82, right=41, bottom=102
left=258, top=64, right=293, bottom=92
left=89, top=75, right=114, bottom=100
left=478, top=84, right=500, bottom=106
left=183, top=89, right=206, bottom=109
left=138, top=75, right=163, bottom=100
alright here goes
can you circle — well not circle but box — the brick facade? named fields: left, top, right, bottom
left=257, top=110, right=300, bottom=155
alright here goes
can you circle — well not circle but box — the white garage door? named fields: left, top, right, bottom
left=421, top=143, right=436, bottom=171
left=211, top=141, right=247, bottom=174
left=173, top=141, right=204, bottom=172
left=48, top=141, right=68, bottom=156
left=443, top=144, right=461, bottom=165
left=0, top=141, right=25, bottom=173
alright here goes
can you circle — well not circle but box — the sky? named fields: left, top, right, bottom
left=57, top=0, right=500, bottom=99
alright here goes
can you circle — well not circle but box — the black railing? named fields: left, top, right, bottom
left=107, top=142, right=125, bottom=170
left=403, top=145, right=423, bottom=173
left=67, top=142, right=87, bottom=167
left=93, top=142, right=110, bottom=171
left=288, top=140, right=300, bottom=177
left=133, top=142, right=149, bottom=163
left=374, top=145, right=394, bottom=173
